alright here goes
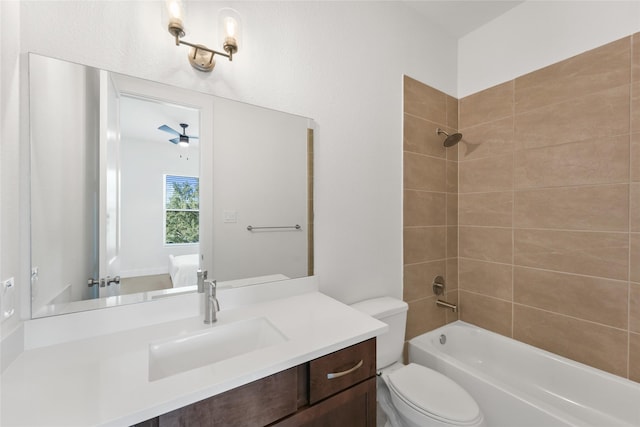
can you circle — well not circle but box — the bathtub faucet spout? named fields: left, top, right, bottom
left=436, top=299, right=458, bottom=313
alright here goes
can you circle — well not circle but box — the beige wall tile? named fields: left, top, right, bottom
left=514, top=85, right=630, bottom=151
left=404, top=190, right=446, bottom=227
left=404, top=152, right=447, bottom=192
left=633, top=32, right=640, bottom=82
left=446, top=143, right=459, bottom=162
left=404, top=75, right=447, bottom=123
left=514, top=305, right=628, bottom=377
left=446, top=161, right=458, bottom=193
left=404, top=115, right=447, bottom=158
left=631, top=183, right=640, bottom=232
left=460, top=81, right=513, bottom=128
left=446, top=193, right=458, bottom=227
left=514, top=229, right=629, bottom=281
left=632, top=133, right=640, bottom=182
left=406, top=297, right=446, bottom=340
left=446, top=95, right=458, bottom=130
left=460, top=291, right=512, bottom=337
left=459, top=258, right=512, bottom=300
left=631, top=283, right=640, bottom=333
left=444, top=290, right=459, bottom=324
left=403, top=260, right=445, bottom=302
left=514, top=184, right=629, bottom=232
left=630, top=333, right=640, bottom=382
left=633, top=82, right=640, bottom=133
left=459, top=191, right=513, bottom=227
left=447, top=226, right=458, bottom=258
left=459, top=226, right=512, bottom=264
left=631, top=233, right=640, bottom=283
left=514, top=267, right=628, bottom=328
left=514, top=135, right=629, bottom=189
left=446, top=258, right=458, bottom=290
left=459, top=154, right=514, bottom=193
left=515, top=37, right=630, bottom=113
left=404, top=227, right=447, bottom=264
left=459, top=116, right=514, bottom=161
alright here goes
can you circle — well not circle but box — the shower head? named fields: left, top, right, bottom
left=437, top=128, right=463, bottom=147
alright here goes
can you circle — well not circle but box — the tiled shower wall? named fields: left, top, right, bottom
left=403, top=34, right=640, bottom=382
left=403, top=76, right=459, bottom=340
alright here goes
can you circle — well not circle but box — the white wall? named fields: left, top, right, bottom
left=458, top=1, right=640, bottom=97
left=14, top=0, right=458, bottom=309
left=1, top=0, right=25, bottom=350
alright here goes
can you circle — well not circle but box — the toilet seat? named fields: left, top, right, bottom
left=385, top=363, right=483, bottom=426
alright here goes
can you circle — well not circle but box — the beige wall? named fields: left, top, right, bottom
left=402, top=76, right=459, bottom=340
left=404, top=34, right=640, bottom=382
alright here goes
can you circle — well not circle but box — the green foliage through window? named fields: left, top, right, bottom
left=165, top=175, right=199, bottom=244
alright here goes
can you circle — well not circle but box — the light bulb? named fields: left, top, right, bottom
left=166, top=0, right=185, bottom=38
left=167, top=0, right=183, bottom=21
left=224, top=17, right=237, bottom=38
left=219, top=9, right=241, bottom=55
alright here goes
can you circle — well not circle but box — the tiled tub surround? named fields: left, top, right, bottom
left=404, top=33, right=640, bottom=382
left=403, top=76, right=459, bottom=340
left=457, top=34, right=640, bottom=381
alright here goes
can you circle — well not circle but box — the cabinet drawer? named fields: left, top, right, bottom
left=309, top=338, right=376, bottom=404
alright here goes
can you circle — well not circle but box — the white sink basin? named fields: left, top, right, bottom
left=148, top=317, right=287, bottom=381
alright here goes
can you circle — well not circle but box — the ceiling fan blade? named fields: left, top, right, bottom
left=186, top=135, right=199, bottom=139
left=158, top=124, right=181, bottom=136
left=169, top=137, right=180, bottom=144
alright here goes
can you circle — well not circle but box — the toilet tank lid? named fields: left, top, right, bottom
left=351, top=297, right=408, bottom=319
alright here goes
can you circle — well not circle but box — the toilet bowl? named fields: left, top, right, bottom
left=351, top=297, right=485, bottom=427
left=382, top=363, right=484, bottom=427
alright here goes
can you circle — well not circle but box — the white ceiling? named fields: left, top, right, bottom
left=120, top=95, right=200, bottom=146
left=404, top=1, right=525, bottom=38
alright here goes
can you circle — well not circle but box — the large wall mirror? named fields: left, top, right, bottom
left=29, top=53, right=314, bottom=318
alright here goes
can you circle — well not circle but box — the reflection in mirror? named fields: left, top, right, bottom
left=118, top=95, right=200, bottom=296
left=29, top=53, right=313, bottom=318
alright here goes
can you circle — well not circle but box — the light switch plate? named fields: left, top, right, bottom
left=2, top=277, right=15, bottom=320
left=223, top=210, right=238, bottom=223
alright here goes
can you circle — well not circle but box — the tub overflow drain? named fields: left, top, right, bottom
left=439, top=334, right=446, bottom=345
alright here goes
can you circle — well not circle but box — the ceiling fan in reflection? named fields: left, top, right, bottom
left=158, top=123, right=199, bottom=147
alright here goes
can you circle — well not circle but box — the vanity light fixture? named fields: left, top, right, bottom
left=165, top=0, right=240, bottom=72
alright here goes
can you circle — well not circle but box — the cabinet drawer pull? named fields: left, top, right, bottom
left=326, top=360, right=364, bottom=380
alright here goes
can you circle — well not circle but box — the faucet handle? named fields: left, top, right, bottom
left=197, top=269, right=208, bottom=293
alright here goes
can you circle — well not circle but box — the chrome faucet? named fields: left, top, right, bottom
left=204, top=279, right=220, bottom=324
left=197, top=270, right=220, bottom=324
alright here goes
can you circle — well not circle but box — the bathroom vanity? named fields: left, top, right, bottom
left=0, top=288, right=385, bottom=426
left=136, top=339, right=376, bottom=426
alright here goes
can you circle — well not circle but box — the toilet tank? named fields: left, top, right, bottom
left=350, top=297, right=408, bottom=370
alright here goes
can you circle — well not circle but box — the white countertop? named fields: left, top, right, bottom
left=1, top=292, right=386, bottom=427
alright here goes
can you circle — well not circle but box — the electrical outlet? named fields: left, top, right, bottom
left=2, top=277, right=15, bottom=320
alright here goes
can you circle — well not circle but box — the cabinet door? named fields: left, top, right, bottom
left=159, top=368, right=298, bottom=427
left=272, top=377, right=376, bottom=427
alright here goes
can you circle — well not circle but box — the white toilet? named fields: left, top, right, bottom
left=351, top=297, right=485, bottom=427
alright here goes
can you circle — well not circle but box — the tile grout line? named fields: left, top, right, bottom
left=628, top=36, right=633, bottom=380
left=511, top=79, right=516, bottom=339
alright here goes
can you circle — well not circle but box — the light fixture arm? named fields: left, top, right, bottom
left=173, top=34, right=233, bottom=61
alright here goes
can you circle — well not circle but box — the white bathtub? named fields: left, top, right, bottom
left=408, top=321, right=640, bottom=427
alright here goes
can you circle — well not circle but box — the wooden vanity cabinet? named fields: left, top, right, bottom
left=135, top=338, right=376, bottom=427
